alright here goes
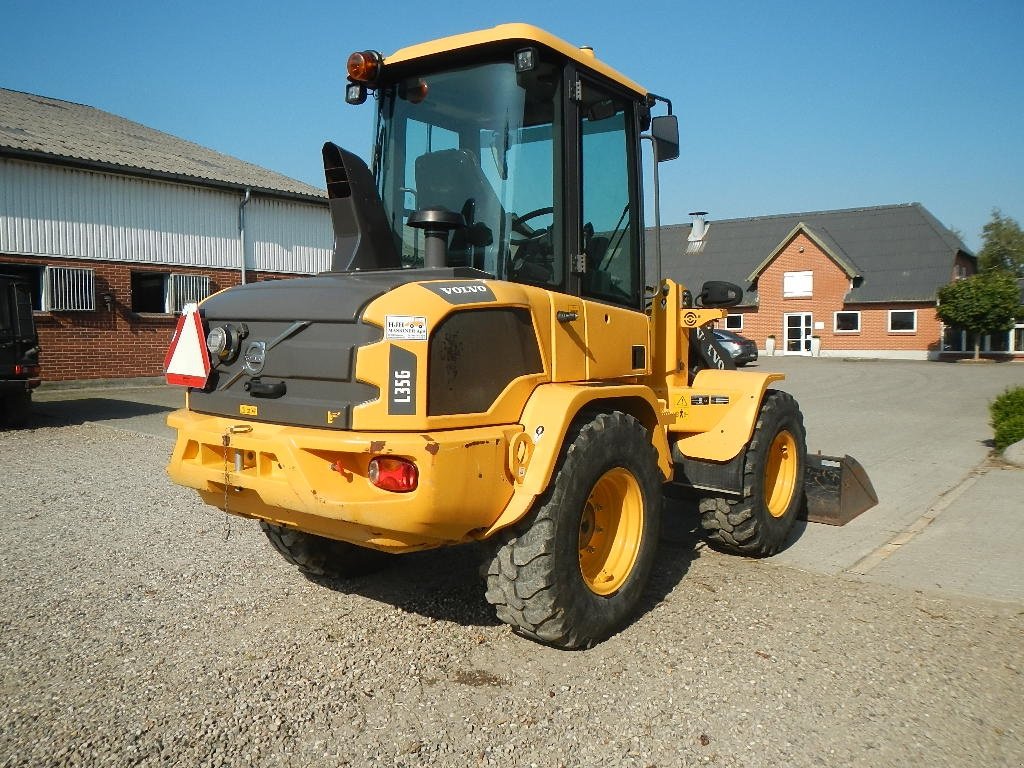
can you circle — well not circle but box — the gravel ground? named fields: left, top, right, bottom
left=1, top=423, right=1022, bottom=767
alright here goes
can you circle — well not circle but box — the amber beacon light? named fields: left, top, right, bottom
left=347, top=50, right=383, bottom=83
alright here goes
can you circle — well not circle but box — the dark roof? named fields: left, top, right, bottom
left=646, top=203, right=974, bottom=305
left=0, top=88, right=326, bottom=201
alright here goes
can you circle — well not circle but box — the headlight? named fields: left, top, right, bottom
left=207, top=326, right=228, bottom=358
left=206, top=323, right=247, bottom=363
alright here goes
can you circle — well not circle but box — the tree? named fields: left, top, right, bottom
left=978, top=209, right=1024, bottom=276
left=937, top=271, right=1020, bottom=359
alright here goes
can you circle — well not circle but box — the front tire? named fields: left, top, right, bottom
left=483, top=411, right=662, bottom=649
left=699, top=389, right=805, bottom=556
left=260, top=522, right=391, bottom=580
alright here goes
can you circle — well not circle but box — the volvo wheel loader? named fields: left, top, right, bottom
left=165, top=24, right=840, bottom=649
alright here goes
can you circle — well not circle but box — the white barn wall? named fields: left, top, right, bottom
left=248, top=196, right=332, bottom=274
left=0, top=158, right=332, bottom=273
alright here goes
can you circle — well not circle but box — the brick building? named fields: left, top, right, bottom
left=0, top=88, right=332, bottom=381
left=647, top=204, right=1024, bottom=360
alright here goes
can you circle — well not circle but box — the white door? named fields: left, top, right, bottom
left=784, top=313, right=813, bottom=355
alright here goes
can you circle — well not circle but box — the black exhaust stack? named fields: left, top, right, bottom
left=322, top=142, right=400, bottom=272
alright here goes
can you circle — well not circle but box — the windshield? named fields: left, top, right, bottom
left=376, top=60, right=561, bottom=285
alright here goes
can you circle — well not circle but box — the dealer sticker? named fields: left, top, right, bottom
left=385, top=315, right=428, bottom=341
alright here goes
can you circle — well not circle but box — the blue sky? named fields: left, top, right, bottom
left=3, top=0, right=1021, bottom=252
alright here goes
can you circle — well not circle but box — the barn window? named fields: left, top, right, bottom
left=0, top=264, right=43, bottom=310
left=43, top=266, right=95, bottom=311
left=131, top=272, right=211, bottom=313
left=169, top=274, right=211, bottom=312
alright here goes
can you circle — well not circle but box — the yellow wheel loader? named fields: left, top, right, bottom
left=164, top=24, right=855, bottom=649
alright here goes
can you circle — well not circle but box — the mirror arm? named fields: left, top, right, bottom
left=646, top=92, right=674, bottom=115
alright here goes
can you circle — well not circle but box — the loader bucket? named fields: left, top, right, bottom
left=801, top=453, right=878, bottom=526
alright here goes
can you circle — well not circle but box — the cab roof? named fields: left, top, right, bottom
left=384, top=23, right=648, bottom=98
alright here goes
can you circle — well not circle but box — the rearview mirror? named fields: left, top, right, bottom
left=699, top=280, right=743, bottom=308
left=651, top=115, right=679, bottom=162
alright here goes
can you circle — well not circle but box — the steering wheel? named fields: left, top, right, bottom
left=509, top=207, right=555, bottom=281
left=511, top=206, right=554, bottom=239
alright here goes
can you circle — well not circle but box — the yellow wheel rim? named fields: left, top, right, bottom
left=578, top=468, right=644, bottom=596
left=764, top=429, right=799, bottom=518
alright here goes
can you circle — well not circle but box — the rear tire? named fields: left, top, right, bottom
left=1, top=392, right=31, bottom=429
left=699, top=390, right=805, bottom=556
left=483, top=411, right=662, bottom=649
left=260, top=522, right=391, bottom=579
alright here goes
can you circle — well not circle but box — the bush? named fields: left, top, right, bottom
left=994, top=415, right=1024, bottom=452
left=991, top=386, right=1024, bottom=450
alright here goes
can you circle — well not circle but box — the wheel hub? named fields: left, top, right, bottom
left=578, top=468, right=644, bottom=596
left=764, top=429, right=798, bottom=518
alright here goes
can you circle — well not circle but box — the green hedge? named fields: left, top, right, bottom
left=991, top=386, right=1024, bottom=451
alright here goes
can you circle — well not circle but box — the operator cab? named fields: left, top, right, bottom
left=341, top=24, right=678, bottom=312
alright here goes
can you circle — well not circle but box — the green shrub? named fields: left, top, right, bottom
left=994, top=414, right=1024, bottom=451
left=990, top=386, right=1024, bottom=450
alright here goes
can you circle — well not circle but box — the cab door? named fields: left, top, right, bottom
left=576, top=77, right=643, bottom=311
left=570, top=75, right=649, bottom=379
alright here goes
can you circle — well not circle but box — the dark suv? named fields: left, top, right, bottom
left=0, top=275, right=41, bottom=427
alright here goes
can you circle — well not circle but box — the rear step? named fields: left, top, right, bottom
left=802, top=453, right=878, bottom=526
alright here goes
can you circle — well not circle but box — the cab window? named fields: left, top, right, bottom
left=579, top=81, right=640, bottom=307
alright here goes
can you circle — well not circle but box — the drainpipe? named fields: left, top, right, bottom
left=238, top=187, right=251, bottom=284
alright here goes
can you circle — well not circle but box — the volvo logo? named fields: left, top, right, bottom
left=423, top=281, right=497, bottom=304
left=242, top=341, right=267, bottom=376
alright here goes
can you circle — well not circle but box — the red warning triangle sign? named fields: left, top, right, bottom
left=164, top=305, right=211, bottom=387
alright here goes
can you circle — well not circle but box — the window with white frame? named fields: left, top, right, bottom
left=43, top=266, right=95, bottom=311
left=783, top=270, right=813, bottom=298
left=724, top=314, right=743, bottom=330
left=131, top=272, right=211, bottom=313
left=888, top=309, right=917, bottom=332
left=834, top=311, right=861, bottom=333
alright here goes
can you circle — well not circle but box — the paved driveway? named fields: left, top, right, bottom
left=748, top=356, right=1023, bottom=598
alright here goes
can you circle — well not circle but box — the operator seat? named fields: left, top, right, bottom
left=415, top=149, right=504, bottom=269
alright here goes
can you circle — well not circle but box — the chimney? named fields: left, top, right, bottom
left=687, top=211, right=709, bottom=242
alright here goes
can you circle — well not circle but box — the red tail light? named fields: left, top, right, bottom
left=368, top=457, right=418, bottom=493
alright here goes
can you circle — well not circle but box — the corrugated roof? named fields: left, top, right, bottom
left=646, top=203, right=974, bottom=305
left=0, top=88, right=326, bottom=201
